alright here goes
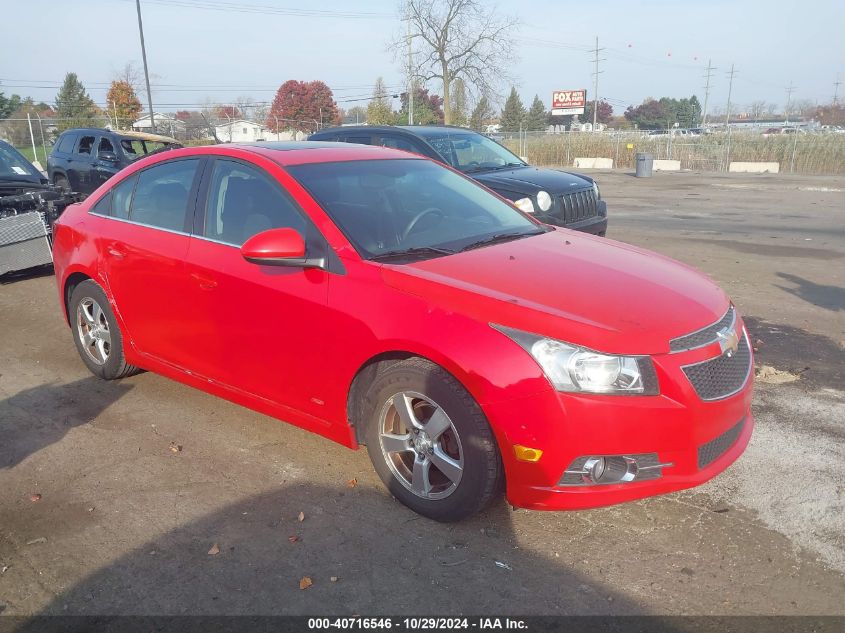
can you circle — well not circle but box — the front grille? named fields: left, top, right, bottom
left=670, top=306, right=735, bottom=352
left=682, top=333, right=752, bottom=401
left=556, top=189, right=599, bottom=224
left=698, top=417, right=745, bottom=469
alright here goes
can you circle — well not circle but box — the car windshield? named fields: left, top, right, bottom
left=119, top=138, right=175, bottom=161
left=421, top=131, right=526, bottom=173
left=0, top=142, right=41, bottom=182
left=287, top=159, right=543, bottom=261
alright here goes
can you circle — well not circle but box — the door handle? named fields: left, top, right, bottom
left=190, top=272, right=218, bottom=290
left=107, top=247, right=125, bottom=259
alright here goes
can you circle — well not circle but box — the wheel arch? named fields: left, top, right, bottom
left=63, top=271, right=94, bottom=324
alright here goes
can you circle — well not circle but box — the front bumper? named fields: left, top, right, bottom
left=481, top=324, right=754, bottom=511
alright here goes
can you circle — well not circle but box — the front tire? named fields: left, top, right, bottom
left=54, top=174, right=70, bottom=192
left=362, top=358, right=503, bottom=521
left=69, top=280, right=138, bottom=380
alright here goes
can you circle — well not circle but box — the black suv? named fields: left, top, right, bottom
left=48, top=128, right=181, bottom=195
left=309, top=125, right=608, bottom=235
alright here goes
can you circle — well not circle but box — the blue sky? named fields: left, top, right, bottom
left=2, top=0, right=843, bottom=116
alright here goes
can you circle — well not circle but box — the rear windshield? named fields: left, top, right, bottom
left=0, top=142, right=41, bottom=182
left=120, top=139, right=177, bottom=161
left=287, top=159, right=539, bottom=259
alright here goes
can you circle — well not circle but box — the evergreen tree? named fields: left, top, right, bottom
left=525, top=94, right=547, bottom=131
left=55, top=73, right=98, bottom=131
left=450, top=78, right=468, bottom=127
left=499, top=87, right=526, bottom=132
left=367, top=77, right=393, bottom=125
left=469, top=96, right=493, bottom=131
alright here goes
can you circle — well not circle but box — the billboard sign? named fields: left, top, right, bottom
left=551, top=89, right=587, bottom=116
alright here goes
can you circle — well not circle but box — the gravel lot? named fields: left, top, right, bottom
left=0, top=170, right=843, bottom=616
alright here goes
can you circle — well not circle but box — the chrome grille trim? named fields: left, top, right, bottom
left=670, top=306, right=736, bottom=353
left=681, top=331, right=752, bottom=401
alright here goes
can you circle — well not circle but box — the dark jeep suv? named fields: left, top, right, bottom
left=309, top=125, right=608, bottom=235
left=48, top=128, right=181, bottom=195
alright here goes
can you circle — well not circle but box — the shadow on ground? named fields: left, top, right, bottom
left=0, top=377, right=132, bottom=469
left=775, top=272, right=845, bottom=312
left=15, top=484, right=648, bottom=619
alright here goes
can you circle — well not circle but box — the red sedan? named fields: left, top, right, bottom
left=52, top=143, right=753, bottom=521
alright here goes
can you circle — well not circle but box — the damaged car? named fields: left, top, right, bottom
left=0, top=140, right=84, bottom=276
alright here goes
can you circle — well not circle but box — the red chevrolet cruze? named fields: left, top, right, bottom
left=52, top=143, right=753, bottom=521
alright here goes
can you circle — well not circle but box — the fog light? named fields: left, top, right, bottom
left=583, top=457, right=606, bottom=483
left=513, top=445, right=543, bottom=462
left=558, top=453, right=673, bottom=486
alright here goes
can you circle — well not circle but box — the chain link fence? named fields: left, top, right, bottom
left=500, top=130, right=845, bottom=175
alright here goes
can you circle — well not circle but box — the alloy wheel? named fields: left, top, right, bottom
left=76, top=297, right=112, bottom=365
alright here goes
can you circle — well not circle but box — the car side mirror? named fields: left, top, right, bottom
left=98, top=151, right=119, bottom=162
left=240, top=227, right=325, bottom=269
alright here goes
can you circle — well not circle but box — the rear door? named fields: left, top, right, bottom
left=97, top=158, right=204, bottom=366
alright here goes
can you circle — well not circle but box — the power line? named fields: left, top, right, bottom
left=833, top=74, right=841, bottom=105
left=784, top=81, right=796, bottom=125
left=111, top=0, right=392, bottom=19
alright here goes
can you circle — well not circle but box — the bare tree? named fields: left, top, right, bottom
left=396, top=0, right=516, bottom=125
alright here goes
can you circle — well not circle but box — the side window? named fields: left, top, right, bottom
left=343, top=135, right=373, bottom=146
left=98, top=137, right=115, bottom=154
left=377, top=135, right=423, bottom=154
left=129, top=160, right=199, bottom=231
left=56, top=134, right=75, bottom=154
left=203, top=160, right=306, bottom=246
left=112, top=175, right=138, bottom=219
left=77, top=136, right=96, bottom=155
left=90, top=191, right=112, bottom=216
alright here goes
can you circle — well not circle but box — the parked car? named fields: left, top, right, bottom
left=53, top=142, right=753, bottom=521
left=0, top=140, right=83, bottom=275
left=48, top=128, right=181, bottom=196
left=309, top=125, right=608, bottom=236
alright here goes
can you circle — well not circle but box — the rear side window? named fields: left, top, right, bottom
left=77, top=136, right=95, bottom=155
left=203, top=159, right=305, bottom=246
left=55, top=134, right=76, bottom=154
left=377, top=135, right=424, bottom=154
left=90, top=191, right=112, bottom=215
left=129, top=159, right=199, bottom=232
left=342, top=135, right=373, bottom=145
left=98, top=137, right=115, bottom=153
left=112, top=175, right=138, bottom=219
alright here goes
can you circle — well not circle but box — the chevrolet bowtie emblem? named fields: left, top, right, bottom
left=716, top=326, right=740, bottom=357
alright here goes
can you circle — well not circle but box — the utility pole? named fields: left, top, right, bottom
left=135, top=0, right=155, bottom=133
left=784, top=81, right=796, bottom=125
left=407, top=17, right=414, bottom=125
left=833, top=74, right=841, bottom=105
left=701, top=59, right=716, bottom=127
left=590, top=36, right=606, bottom=130
left=724, top=63, right=736, bottom=171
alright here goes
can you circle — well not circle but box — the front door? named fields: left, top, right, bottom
left=182, top=158, right=330, bottom=416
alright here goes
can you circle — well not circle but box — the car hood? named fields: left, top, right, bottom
left=472, top=165, right=590, bottom=195
left=381, top=229, right=729, bottom=355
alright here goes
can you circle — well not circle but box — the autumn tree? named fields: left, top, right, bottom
left=396, top=86, right=444, bottom=125
left=267, top=80, right=339, bottom=133
left=55, top=73, right=99, bottom=131
left=468, top=95, right=493, bottom=131
left=499, top=87, right=525, bottom=132
left=106, top=80, right=142, bottom=129
left=524, top=95, right=547, bottom=131
left=215, top=105, right=243, bottom=121
left=367, top=77, right=394, bottom=125
left=583, top=99, right=614, bottom=126
left=814, top=103, right=845, bottom=126
left=399, top=0, right=516, bottom=125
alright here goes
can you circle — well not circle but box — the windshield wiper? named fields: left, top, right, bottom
left=459, top=231, right=541, bottom=252
left=370, top=246, right=455, bottom=262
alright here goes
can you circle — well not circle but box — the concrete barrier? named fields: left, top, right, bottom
left=573, top=157, right=614, bottom=169
left=729, top=162, right=780, bottom=173
left=652, top=159, right=681, bottom=171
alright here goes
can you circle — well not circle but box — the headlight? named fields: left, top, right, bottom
left=514, top=197, right=534, bottom=213
left=592, top=181, right=600, bottom=199
left=493, top=325, right=658, bottom=395
left=536, top=190, right=552, bottom=212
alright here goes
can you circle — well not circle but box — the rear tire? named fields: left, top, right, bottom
left=362, top=358, right=503, bottom=522
left=69, top=280, right=139, bottom=380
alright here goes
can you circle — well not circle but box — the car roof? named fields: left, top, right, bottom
left=312, top=125, right=478, bottom=139
left=57, top=127, right=179, bottom=144
left=138, top=141, right=424, bottom=167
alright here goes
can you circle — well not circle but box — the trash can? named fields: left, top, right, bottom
left=635, top=152, right=653, bottom=177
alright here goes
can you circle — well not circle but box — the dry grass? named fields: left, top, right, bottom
left=503, top=132, right=845, bottom=175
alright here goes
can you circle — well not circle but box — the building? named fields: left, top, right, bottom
left=132, top=113, right=186, bottom=138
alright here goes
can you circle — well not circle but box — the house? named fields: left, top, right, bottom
left=132, top=113, right=186, bottom=138
left=215, top=119, right=268, bottom=143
